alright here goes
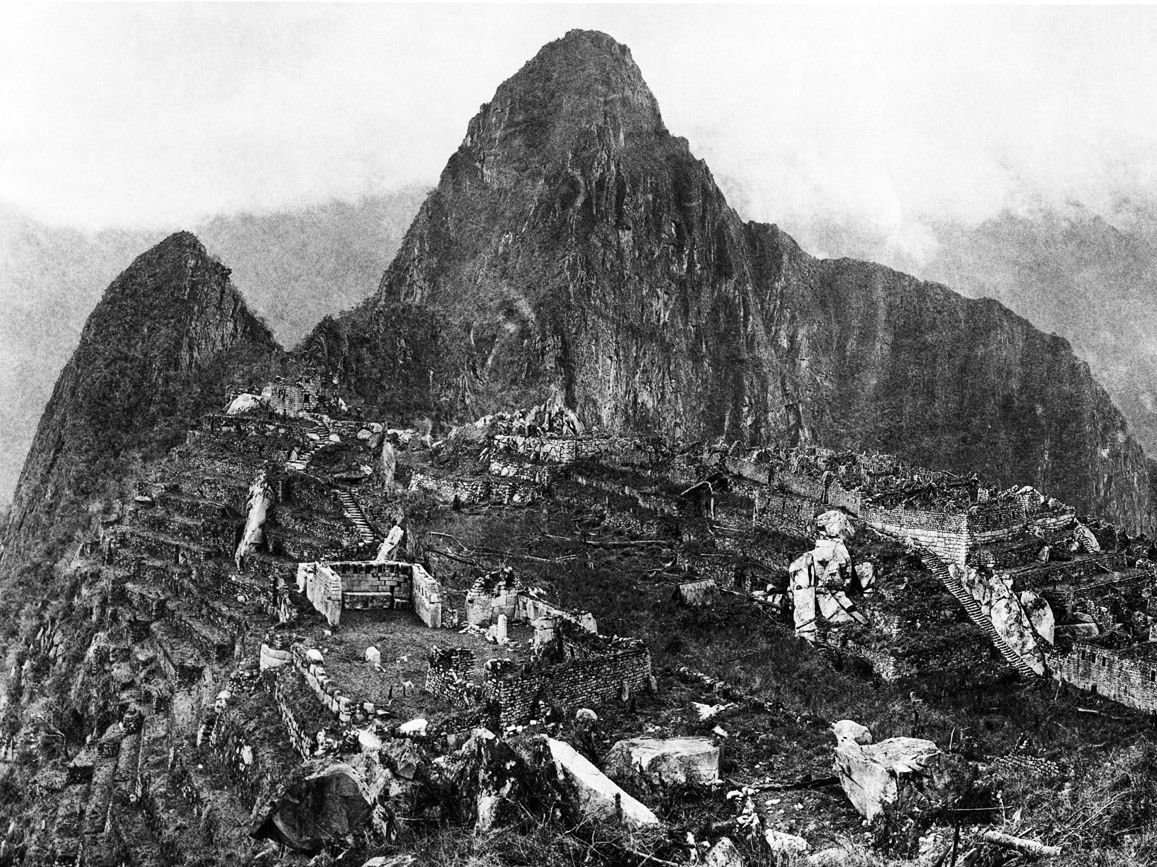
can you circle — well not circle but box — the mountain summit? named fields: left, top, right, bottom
left=304, top=30, right=1153, bottom=530
left=6, top=231, right=278, bottom=550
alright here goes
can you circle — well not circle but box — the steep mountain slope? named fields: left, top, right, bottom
left=0, top=190, right=424, bottom=506
left=4, top=231, right=280, bottom=560
left=303, top=29, right=1155, bottom=532
left=776, top=200, right=1157, bottom=460
left=919, top=206, right=1157, bottom=457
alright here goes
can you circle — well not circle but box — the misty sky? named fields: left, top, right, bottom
left=4, top=3, right=1157, bottom=259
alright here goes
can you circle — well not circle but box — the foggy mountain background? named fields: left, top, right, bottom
left=5, top=5, right=1157, bottom=506
left=0, top=188, right=426, bottom=504
left=4, top=185, right=1157, bottom=506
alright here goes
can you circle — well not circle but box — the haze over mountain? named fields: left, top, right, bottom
left=785, top=199, right=1157, bottom=459
left=303, top=30, right=1155, bottom=531
left=0, top=189, right=425, bottom=506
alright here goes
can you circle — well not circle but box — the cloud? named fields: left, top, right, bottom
left=3, top=5, right=1157, bottom=235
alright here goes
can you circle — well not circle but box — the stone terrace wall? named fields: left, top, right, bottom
left=484, top=640, right=652, bottom=727
left=774, top=470, right=828, bottom=502
left=862, top=505, right=969, bottom=564
left=488, top=457, right=556, bottom=485
left=754, top=492, right=819, bottom=536
left=409, top=472, right=542, bottom=506
left=1054, top=644, right=1157, bottom=714
left=969, top=498, right=1028, bottom=546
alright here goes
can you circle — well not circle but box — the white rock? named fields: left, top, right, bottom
left=832, top=722, right=941, bottom=822
left=306, top=648, right=324, bottom=665
left=764, top=829, right=809, bottom=857
left=364, top=646, right=381, bottom=666
left=259, top=644, right=291, bottom=671
left=357, top=729, right=383, bottom=753
left=399, top=718, right=428, bottom=737
left=831, top=720, right=873, bottom=747
left=545, top=738, right=659, bottom=828
left=605, top=736, right=720, bottom=787
left=226, top=393, right=265, bottom=415
left=704, top=836, right=746, bottom=867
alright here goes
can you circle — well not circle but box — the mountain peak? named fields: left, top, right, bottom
left=6, top=234, right=278, bottom=546
left=452, top=29, right=664, bottom=173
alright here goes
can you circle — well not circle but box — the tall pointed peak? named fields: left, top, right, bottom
left=453, top=29, right=665, bottom=174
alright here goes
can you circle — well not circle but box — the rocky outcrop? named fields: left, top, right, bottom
left=304, top=29, right=1154, bottom=532
left=4, top=231, right=279, bottom=561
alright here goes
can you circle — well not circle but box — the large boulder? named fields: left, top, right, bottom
left=250, top=762, right=375, bottom=853
left=704, top=836, right=745, bottom=867
left=544, top=737, right=659, bottom=828
left=430, top=728, right=540, bottom=834
left=831, top=722, right=941, bottom=823
left=226, top=393, right=265, bottom=415
left=604, top=736, right=720, bottom=788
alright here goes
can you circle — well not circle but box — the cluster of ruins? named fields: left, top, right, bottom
left=22, top=368, right=1157, bottom=864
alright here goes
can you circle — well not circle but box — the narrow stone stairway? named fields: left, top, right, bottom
left=919, top=551, right=1041, bottom=679
left=336, top=487, right=378, bottom=545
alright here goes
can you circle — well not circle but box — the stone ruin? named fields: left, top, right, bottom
left=296, top=559, right=448, bottom=628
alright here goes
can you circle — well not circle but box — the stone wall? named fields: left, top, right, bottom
left=412, top=565, right=444, bottom=629
left=1054, top=644, right=1157, bottom=714
left=424, top=647, right=481, bottom=705
left=487, top=457, right=556, bottom=485
left=968, top=498, right=1029, bottom=546
left=298, top=562, right=343, bottom=626
left=774, top=470, right=828, bottom=502
left=269, top=670, right=336, bottom=759
left=297, top=559, right=445, bottom=628
left=754, top=491, right=820, bottom=536
left=410, top=471, right=542, bottom=506
left=861, top=506, right=969, bottom=564
left=466, top=572, right=520, bottom=627
left=826, top=480, right=863, bottom=515
left=724, top=455, right=769, bottom=485
left=484, top=638, right=652, bottom=727
left=517, top=594, right=597, bottom=634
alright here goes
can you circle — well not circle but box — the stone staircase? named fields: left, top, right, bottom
left=286, top=416, right=332, bottom=471
left=336, top=487, right=378, bottom=545
left=919, top=551, right=1041, bottom=679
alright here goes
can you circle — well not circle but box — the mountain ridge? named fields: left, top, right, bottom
left=302, top=29, right=1156, bottom=531
left=4, top=231, right=279, bottom=558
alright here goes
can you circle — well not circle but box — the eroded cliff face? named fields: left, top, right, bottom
left=304, top=29, right=1153, bottom=531
left=5, top=231, right=280, bottom=559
